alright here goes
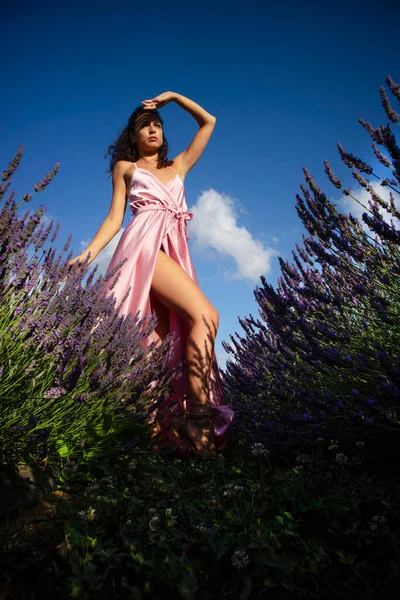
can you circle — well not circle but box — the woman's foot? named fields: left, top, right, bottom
left=180, top=404, right=216, bottom=458
left=148, top=402, right=183, bottom=454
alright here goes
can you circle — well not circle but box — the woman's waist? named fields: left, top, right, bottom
left=128, top=202, right=193, bottom=239
left=129, top=200, right=189, bottom=216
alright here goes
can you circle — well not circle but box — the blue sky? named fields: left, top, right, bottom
left=1, top=0, right=399, bottom=368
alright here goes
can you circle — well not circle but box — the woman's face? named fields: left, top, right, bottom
left=134, top=112, right=163, bottom=152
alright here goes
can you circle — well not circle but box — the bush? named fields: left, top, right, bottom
left=222, top=76, right=400, bottom=451
left=0, top=148, right=179, bottom=467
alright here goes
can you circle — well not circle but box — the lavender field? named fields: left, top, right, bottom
left=1, top=77, right=400, bottom=599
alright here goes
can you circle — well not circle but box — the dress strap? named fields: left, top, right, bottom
left=133, top=162, right=138, bottom=170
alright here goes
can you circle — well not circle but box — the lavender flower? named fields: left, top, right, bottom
left=324, top=159, right=342, bottom=189
left=50, top=221, right=60, bottom=243
left=43, top=386, right=67, bottom=399
left=33, top=163, right=60, bottom=193
left=0, top=145, right=23, bottom=182
left=372, top=144, right=392, bottom=169
left=380, top=85, right=400, bottom=124
left=386, top=76, right=400, bottom=101
left=358, top=118, right=384, bottom=144
left=338, top=143, right=373, bottom=174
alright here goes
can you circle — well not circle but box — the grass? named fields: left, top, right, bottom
left=1, top=434, right=400, bottom=600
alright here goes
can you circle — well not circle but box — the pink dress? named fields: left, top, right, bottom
left=102, top=162, right=234, bottom=451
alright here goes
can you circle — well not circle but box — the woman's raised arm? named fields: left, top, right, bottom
left=142, top=92, right=216, bottom=176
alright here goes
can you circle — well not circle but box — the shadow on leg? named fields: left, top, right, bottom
left=148, top=249, right=219, bottom=456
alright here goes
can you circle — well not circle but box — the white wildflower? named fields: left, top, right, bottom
left=231, top=549, right=249, bottom=570
left=296, top=454, right=311, bottom=465
left=99, top=494, right=114, bottom=504
left=233, top=485, right=245, bottom=493
left=149, top=516, right=160, bottom=531
left=335, top=453, right=348, bottom=464
left=269, top=532, right=279, bottom=546
left=370, top=515, right=387, bottom=535
left=356, top=441, right=365, bottom=449
left=372, top=515, right=386, bottom=525
left=223, top=482, right=245, bottom=497
left=165, top=508, right=177, bottom=527
left=78, top=507, right=95, bottom=521
left=87, top=484, right=100, bottom=494
left=251, top=443, right=270, bottom=457
left=87, top=507, right=95, bottom=522
left=126, top=518, right=132, bottom=527
left=197, top=525, right=208, bottom=534
left=315, top=547, right=329, bottom=563
left=100, top=476, right=113, bottom=485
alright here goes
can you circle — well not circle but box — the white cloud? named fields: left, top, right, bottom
left=40, top=212, right=55, bottom=225
left=215, top=349, right=229, bottom=371
left=189, top=189, right=277, bottom=283
left=80, top=229, right=124, bottom=276
left=338, top=182, right=400, bottom=229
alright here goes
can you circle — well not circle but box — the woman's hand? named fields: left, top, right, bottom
left=142, top=91, right=176, bottom=110
left=61, top=253, right=91, bottom=281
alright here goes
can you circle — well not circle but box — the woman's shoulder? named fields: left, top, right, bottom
left=114, top=159, right=134, bottom=173
left=113, top=160, right=135, bottom=190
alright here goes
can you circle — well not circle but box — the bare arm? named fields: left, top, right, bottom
left=69, top=162, right=127, bottom=266
left=171, top=93, right=216, bottom=176
left=142, top=92, right=216, bottom=177
left=172, top=93, right=216, bottom=127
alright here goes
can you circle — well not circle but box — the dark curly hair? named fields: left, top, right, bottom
left=104, top=106, right=173, bottom=177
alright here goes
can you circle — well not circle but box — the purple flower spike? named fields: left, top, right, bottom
left=338, top=143, right=373, bottom=174
left=372, top=144, right=392, bottom=169
left=324, top=160, right=342, bottom=189
left=0, top=145, right=23, bottom=182
left=50, top=221, right=60, bottom=243
left=380, top=85, right=400, bottom=124
left=32, top=163, right=61, bottom=194
left=386, top=76, right=400, bottom=102
left=351, top=169, right=370, bottom=190
left=358, top=118, right=383, bottom=144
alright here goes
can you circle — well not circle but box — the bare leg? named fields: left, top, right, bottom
left=150, top=250, right=219, bottom=407
left=149, top=288, right=170, bottom=344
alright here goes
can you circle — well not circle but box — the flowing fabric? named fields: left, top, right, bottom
left=101, top=163, right=234, bottom=450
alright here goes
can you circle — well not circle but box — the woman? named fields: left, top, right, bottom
left=69, top=91, right=233, bottom=457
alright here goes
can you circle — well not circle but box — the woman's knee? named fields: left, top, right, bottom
left=191, top=304, right=219, bottom=333
left=151, top=251, right=219, bottom=333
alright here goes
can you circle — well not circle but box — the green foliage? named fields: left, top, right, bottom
left=2, top=443, right=400, bottom=599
